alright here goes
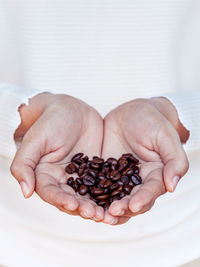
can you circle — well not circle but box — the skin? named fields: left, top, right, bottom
left=10, top=93, right=189, bottom=225
left=102, top=98, right=189, bottom=225
left=11, top=93, right=105, bottom=222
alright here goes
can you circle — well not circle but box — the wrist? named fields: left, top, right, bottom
left=149, top=96, right=190, bottom=143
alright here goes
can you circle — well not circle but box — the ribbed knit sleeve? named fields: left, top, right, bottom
left=165, top=89, right=200, bottom=151
left=0, top=81, right=43, bottom=159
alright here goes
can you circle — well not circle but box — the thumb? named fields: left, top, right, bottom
left=10, top=132, right=44, bottom=198
left=157, top=124, right=189, bottom=192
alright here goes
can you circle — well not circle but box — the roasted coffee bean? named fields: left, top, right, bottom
left=110, top=182, right=119, bottom=191
left=88, top=169, right=98, bottom=179
left=78, top=163, right=87, bottom=176
left=118, top=157, right=127, bottom=164
left=129, top=162, right=136, bottom=169
left=79, top=185, right=88, bottom=195
left=81, top=172, right=88, bottom=179
left=122, top=153, right=133, bottom=158
left=73, top=180, right=80, bottom=192
left=122, top=167, right=134, bottom=177
left=130, top=155, right=139, bottom=164
left=104, top=188, right=109, bottom=194
left=110, top=165, right=116, bottom=171
left=117, top=180, right=124, bottom=186
left=76, top=158, right=84, bottom=165
left=98, top=172, right=105, bottom=180
left=112, top=195, right=121, bottom=202
left=134, top=167, right=139, bottom=174
left=99, top=178, right=112, bottom=188
left=86, top=161, right=91, bottom=168
left=65, top=163, right=76, bottom=174
left=71, top=153, right=84, bottom=162
left=105, top=172, right=111, bottom=179
left=96, top=194, right=109, bottom=201
left=120, top=175, right=130, bottom=185
left=122, top=153, right=139, bottom=164
left=90, top=187, right=104, bottom=196
left=107, top=158, right=118, bottom=170
left=107, top=157, right=118, bottom=166
left=76, top=178, right=82, bottom=185
left=90, top=162, right=100, bottom=170
left=102, top=162, right=110, bottom=168
left=82, top=155, right=89, bottom=162
left=98, top=199, right=109, bottom=206
left=96, top=178, right=100, bottom=184
left=131, top=174, right=142, bottom=185
left=110, top=170, right=121, bottom=181
left=110, top=186, right=123, bottom=197
left=67, top=177, right=74, bottom=186
left=92, top=156, right=104, bottom=164
left=82, top=175, right=95, bottom=186
left=124, top=185, right=133, bottom=194
left=102, top=166, right=110, bottom=175
left=103, top=203, right=110, bottom=210
left=120, top=191, right=126, bottom=198
left=129, top=180, right=134, bottom=187
left=66, top=152, right=141, bottom=209
left=80, top=169, right=88, bottom=178
left=121, top=153, right=134, bottom=164
left=118, top=159, right=128, bottom=172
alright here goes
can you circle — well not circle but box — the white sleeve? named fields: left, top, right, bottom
left=0, top=81, right=45, bottom=159
left=164, top=89, right=200, bottom=152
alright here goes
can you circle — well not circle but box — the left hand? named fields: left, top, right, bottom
left=101, top=97, right=189, bottom=225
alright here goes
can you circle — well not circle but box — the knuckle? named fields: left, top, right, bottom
left=179, top=154, right=189, bottom=175
left=10, top=162, right=19, bottom=179
left=184, top=157, right=189, bottom=173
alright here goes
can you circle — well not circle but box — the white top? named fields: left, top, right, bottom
left=0, top=1, right=200, bottom=266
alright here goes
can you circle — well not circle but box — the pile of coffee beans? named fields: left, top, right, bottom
left=65, top=153, right=142, bottom=210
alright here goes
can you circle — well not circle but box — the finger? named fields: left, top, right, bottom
left=109, top=198, right=129, bottom=216
left=103, top=210, right=118, bottom=225
left=36, top=172, right=79, bottom=211
left=78, top=199, right=96, bottom=219
left=109, top=185, right=140, bottom=217
left=10, top=132, right=44, bottom=198
left=94, top=206, right=104, bottom=221
left=57, top=206, right=80, bottom=216
left=157, top=123, right=189, bottom=192
left=129, top=168, right=165, bottom=213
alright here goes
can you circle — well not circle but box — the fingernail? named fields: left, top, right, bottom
left=80, top=211, right=91, bottom=218
left=20, top=181, right=29, bottom=198
left=172, top=176, right=180, bottom=192
left=131, top=204, right=142, bottom=213
left=64, top=202, right=77, bottom=211
left=111, top=218, right=118, bottom=225
left=115, top=210, right=125, bottom=216
left=94, top=217, right=101, bottom=222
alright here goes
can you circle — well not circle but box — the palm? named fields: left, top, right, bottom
left=102, top=102, right=169, bottom=224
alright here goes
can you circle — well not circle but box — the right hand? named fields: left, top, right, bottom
left=10, top=93, right=105, bottom=222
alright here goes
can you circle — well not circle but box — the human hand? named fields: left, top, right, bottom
left=10, top=93, right=105, bottom=221
left=102, top=97, right=189, bottom=225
